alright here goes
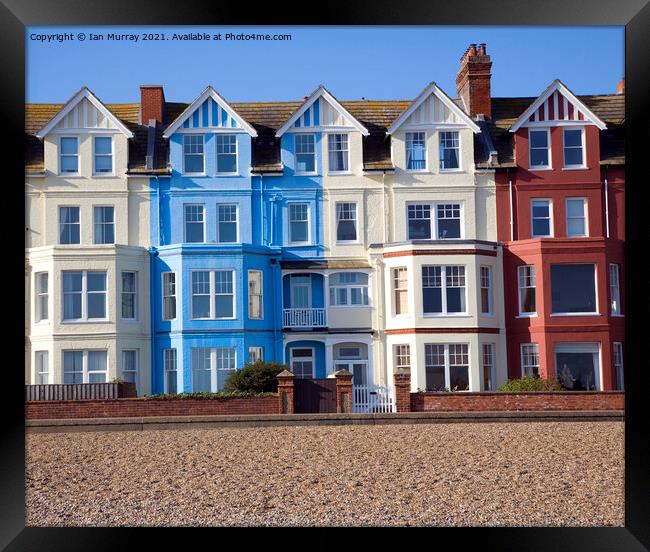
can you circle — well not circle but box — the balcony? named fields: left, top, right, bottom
left=283, top=308, right=326, bottom=328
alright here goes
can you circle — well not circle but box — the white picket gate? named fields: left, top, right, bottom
left=352, top=384, right=395, bottom=413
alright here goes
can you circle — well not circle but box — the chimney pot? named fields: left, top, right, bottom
left=617, top=77, right=625, bottom=94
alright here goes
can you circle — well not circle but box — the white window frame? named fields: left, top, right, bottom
left=93, top=205, right=116, bottom=245
left=406, top=202, right=463, bottom=240
left=480, top=265, right=493, bottom=316
left=248, top=346, right=264, bottom=364
left=392, top=267, right=409, bottom=316
left=289, top=274, right=312, bottom=308
left=554, top=342, right=601, bottom=391
left=59, top=136, right=79, bottom=175
left=421, top=265, right=467, bottom=316
left=191, top=347, right=238, bottom=392
left=184, top=204, right=206, bottom=243
left=528, top=128, right=551, bottom=170
left=424, top=343, right=471, bottom=392
left=394, top=344, right=411, bottom=371
left=328, top=272, right=369, bottom=307
left=405, top=131, right=427, bottom=172
left=517, top=265, right=537, bottom=317
left=62, top=349, right=108, bottom=384
left=58, top=205, right=81, bottom=245
left=162, top=272, right=177, bottom=321
left=335, top=202, right=358, bottom=243
left=163, top=348, right=178, bottom=394
left=530, top=199, right=553, bottom=238
left=120, top=271, right=137, bottom=321
left=93, top=135, right=114, bottom=176
left=216, top=134, right=238, bottom=175
left=61, top=270, right=108, bottom=322
left=609, top=264, right=622, bottom=316
left=563, top=127, right=586, bottom=169
left=290, top=347, right=315, bottom=379
left=294, top=133, right=317, bottom=175
left=565, top=197, right=588, bottom=237
left=520, top=343, right=540, bottom=377
left=438, top=130, right=461, bottom=172
left=327, top=133, right=350, bottom=174
left=287, top=202, right=311, bottom=245
left=613, top=342, right=624, bottom=391
left=35, top=351, right=49, bottom=385
left=248, top=269, right=263, bottom=320
left=35, top=271, right=49, bottom=323
left=216, top=203, right=239, bottom=243
left=121, top=349, right=138, bottom=384
left=182, top=133, right=205, bottom=175
left=190, top=269, right=236, bottom=320
left=482, top=343, right=496, bottom=391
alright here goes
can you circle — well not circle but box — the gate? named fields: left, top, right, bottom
left=294, top=378, right=337, bottom=413
left=353, top=385, right=395, bottom=413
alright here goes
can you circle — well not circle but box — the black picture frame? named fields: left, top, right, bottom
left=2, top=1, right=648, bottom=548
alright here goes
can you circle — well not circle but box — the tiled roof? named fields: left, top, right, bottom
left=25, top=93, right=624, bottom=174
left=483, top=94, right=625, bottom=167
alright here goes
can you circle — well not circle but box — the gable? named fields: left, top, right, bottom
left=510, top=80, right=607, bottom=132
left=36, top=87, right=134, bottom=139
left=387, top=82, right=480, bottom=135
left=162, top=86, right=257, bottom=138
left=276, top=86, right=369, bottom=137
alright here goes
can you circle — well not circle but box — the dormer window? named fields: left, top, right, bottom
left=529, top=129, right=550, bottom=169
left=183, top=134, right=204, bottom=174
left=563, top=128, right=585, bottom=168
left=406, top=132, right=426, bottom=170
left=295, top=134, right=316, bottom=173
left=60, top=137, right=79, bottom=174
left=216, top=134, right=237, bottom=174
left=439, top=131, right=460, bottom=170
left=93, top=136, right=113, bottom=174
left=328, top=134, right=349, bottom=172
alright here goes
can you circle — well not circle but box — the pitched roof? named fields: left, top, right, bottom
left=481, top=93, right=624, bottom=168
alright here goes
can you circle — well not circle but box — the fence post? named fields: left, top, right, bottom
left=334, top=369, right=353, bottom=413
left=393, top=368, right=412, bottom=413
left=276, top=370, right=295, bottom=414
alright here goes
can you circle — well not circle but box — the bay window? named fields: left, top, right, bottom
left=121, top=350, right=138, bottom=384
left=392, top=267, right=408, bottom=315
left=521, top=343, right=540, bottom=377
left=551, top=264, right=597, bottom=314
left=422, top=265, right=466, bottom=315
left=394, top=344, right=411, bottom=371
left=121, top=271, right=137, bottom=320
left=482, top=343, right=495, bottom=391
left=63, top=350, right=107, bottom=384
left=480, top=266, right=493, bottom=315
left=62, top=270, right=107, bottom=321
left=517, top=265, right=536, bottom=315
left=425, top=343, right=470, bottom=391
left=329, top=272, right=369, bottom=306
left=613, top=342, right=624, bottom=391
left=555, top=343, right=600, bottom=391
left=35, top=351, right=48, bottom=385
left=248, top=270, right=263, bottom=319
left=191, top=270, right=235, bottom=319
left=164, top=348, right=178, bottom=394
left=609, top=264, right=621, bottom=315
left=35, top=272, right=49, bottom=322
left=191, top=347, right=237, bottom=391
left=162, top=272, right=177, bottom=320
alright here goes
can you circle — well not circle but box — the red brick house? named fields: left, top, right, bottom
left=464, top=45, right=625, bottom=390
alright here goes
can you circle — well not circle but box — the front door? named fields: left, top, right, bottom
left=335, top=361, right=368, bottom=386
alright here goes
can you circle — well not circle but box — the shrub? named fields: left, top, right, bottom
left=145, top=390, right=276, bottom=400
left=497, top=375, right=564, bottom=392
left=223, top=360, right=287, bottom=393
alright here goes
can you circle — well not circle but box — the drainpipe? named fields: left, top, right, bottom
left=259, top=173, right=265, bottom=245
left=150, top=175, right=160, bottom=394
left=508, top=169, right=514, bottom=241
left=604, top=166, right=610, bottom=238
left=382, top=172, right=388, bottom=244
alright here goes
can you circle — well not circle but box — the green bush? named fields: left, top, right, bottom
left=223, top=360, right=287, bottom=393
left=497, top=375, right=564, bottom=392
left=145, top=390, right=276, bottom=400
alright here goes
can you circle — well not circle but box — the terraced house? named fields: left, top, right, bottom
left=25, top=43, right=624, bottom=404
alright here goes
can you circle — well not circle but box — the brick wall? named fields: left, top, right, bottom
left=410, top=391, right=624, bottom=412
left=25, top=395, right=278, bottom=420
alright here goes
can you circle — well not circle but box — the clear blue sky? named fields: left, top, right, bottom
left=26, top=26, right=624, bottom=104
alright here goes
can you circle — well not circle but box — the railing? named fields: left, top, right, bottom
left=353, top=384, right=395, bottom=413
left=25, top=382, right=137, bottom=401
left=283, top=308, right=326, bottom=328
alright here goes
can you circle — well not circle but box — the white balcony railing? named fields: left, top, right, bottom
left=283, top=308, right=326, bottom=328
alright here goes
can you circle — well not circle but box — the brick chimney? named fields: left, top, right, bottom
left=140, top=85, right=165, bottom=126
left=617, top=77, right=625, bottom=94
left=456, top=43, right=492, bottom=119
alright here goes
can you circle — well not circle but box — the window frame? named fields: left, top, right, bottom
left=421, top=265, right=468, bottom=316
left=517, top=265, right=537, bottom=317
left=290, top=347, right=315, bottom=379
left=528, top=128, right=551, bottom=170
left=520, top=343, right=540, bottom=377
left=61, top=270, right=108, bottom=323
left=327, top=133, right=350, bottom=174
left=335, top=201, right=358, bottom=243
left=182, top=133, right=206, bottom=175
left=328, top=272, right=370, bottom=308
left=93, top=135, right=114, bottom=176
left=480, top=265, right=493, bottom=316
left=216, top=203, right=239, bottom=244
left=59, top=136, right=80, bottom=175
left=120, top=270, right=137, bottom=321
left=190, top=269, right=236, bottom=320
left=216, top=134, right=238, bottom=175
left=482, top=343, right=496, bottom=391
left=294, top=133, right=317, bottom=175
left=184, top=204, right=206, bottom=243
left=35, top=271, right=49, bottom=323
left=550, top=263, right=599, bottom=316
left=406, top=201, right=463, bottom=240
left=58, top=205, right=81, bottom=245
left=613, top=342, right=624, bottom=391
left=438, top=130, right=461, bottom=172
left=163, top=348, right=178, bottom=394
left=35, top=350, right=49, bottom=385
left=121, top=349, right=138, bottom=384
left=392, top=267, right=409, bottom=316
left=565, top=197, right=588, bottom=237
left=248, top=269, right=263, bottom=320
left=191, top=347, right=238, bottom=392
left=287, top=202, right=311, bottom=245
left=93, top=205, right=116, bottom=245
left=161, top=271, right=177, bottom=321
left=562, top=127, right=586, bottom=169
left=405, top=131, right=427, bottom=172
left=530, top=198, right=553, bottom=238
left=609, top=263, right=622, bottom=316
left=394, top=344, right=411, bottom=371
left=248, top=346, right=264, bottom=364
left=424, top=343, right=471, bottom=392
left=62, top=349, right=108, bottom=384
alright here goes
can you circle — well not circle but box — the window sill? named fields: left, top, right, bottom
left=286, top=242, right=312, bottom=247
left=531, top=235, right=553, bottom=239
left=328, top=305, right=370, bottom=309
left=92, top=173, right=117, bottom=178
left=190, top=318, right=237, bottom=321
left=335, top=241, right=360, bottom=245
left=328, top=171, right=353, bottom=176
left=58, top=174, right=84, bottom=178
left=562, top=166, right=588, bottom=171
left=611, top=314, right=625, bottom=317
left=516, top=313, right=538, bottom=318
left=438, top=168, right=463, bottom=174
left=405, top=169, right=430, bottom=174
left=182, top=173, right=207, bottom=177
left=422, top=313, right=471, bottom=318
left=215, top=173, right=240, bottom=177
left=61, top=319, right=111, bottom=324
left=295, top=172, right=318, bottom=177
left=550, top=312, right=601, bottom=317
left=120, top=319, right=139, bottom=323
